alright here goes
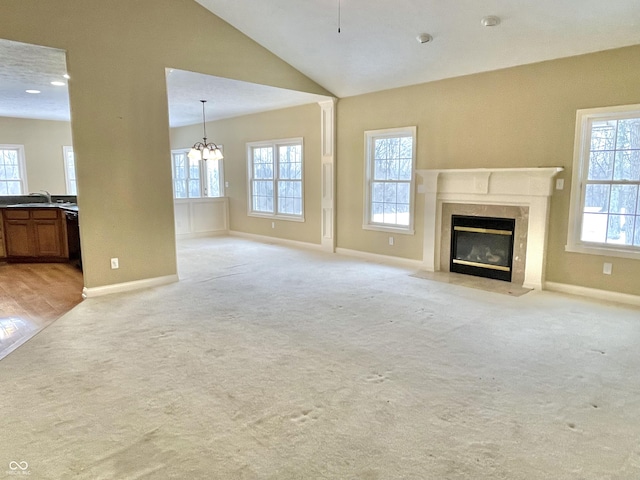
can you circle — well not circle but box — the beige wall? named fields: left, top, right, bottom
left=171, top=103, right=322, bottom=244
left=0, top=117, right=72, bottom=194
left=1, top=0, right=330, bottom=289
left=337, top=45, right=640, bottom=296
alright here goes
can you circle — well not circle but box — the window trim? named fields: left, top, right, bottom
left=246, top=137, right=305, bottom=222
left=171, top=148, right=225, bottom=199
left=62, top=145, right=77, bottom=195
left=566, top=103, right=640, bottom=259
left=362, top=126, right=417, bottom=235
left=0, top=144, right=28, bottom=195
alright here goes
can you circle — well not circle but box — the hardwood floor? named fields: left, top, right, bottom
left=0, top=262, right=83, bottom=360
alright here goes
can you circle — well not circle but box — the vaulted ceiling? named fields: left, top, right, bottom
left=195, top=0, right=640, bottom=97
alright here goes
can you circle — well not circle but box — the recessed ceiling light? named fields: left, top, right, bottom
left=63, top=74, right=70, bottom=79
left=416, top=33, right=433, bottom=44
left=25, top=89, right=41, bottom=94
left=481, top=16, right=501, bottom=27
left=51, top=81, right=66, bottom=86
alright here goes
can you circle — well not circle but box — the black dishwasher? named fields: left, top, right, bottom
left=65, top=210, right=82, bottom=270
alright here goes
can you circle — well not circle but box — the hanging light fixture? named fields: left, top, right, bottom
left=188, top=100, right=223, bottom=162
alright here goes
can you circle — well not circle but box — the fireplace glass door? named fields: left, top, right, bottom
left=450, top=215, right=515, bottom=282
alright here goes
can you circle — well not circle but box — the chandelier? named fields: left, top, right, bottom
left=188, top=100, right=223, bottom=162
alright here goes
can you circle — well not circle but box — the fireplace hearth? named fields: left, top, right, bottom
left=450, top=215, right=515, bottom=282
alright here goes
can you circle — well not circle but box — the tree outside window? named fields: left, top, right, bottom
left=0, top=146, right=27, bottom=195
left=172, top=150, right=224, bottom=199
left=568, top=104, right=640, bottom=258
left=247, top=139, right=304, bottom=220
left=363, top=127, right=416, bottom=233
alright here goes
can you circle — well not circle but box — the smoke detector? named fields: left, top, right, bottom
left=481, top=16, right=501, bottom=27
left=416, top=33, right=433, bottom=44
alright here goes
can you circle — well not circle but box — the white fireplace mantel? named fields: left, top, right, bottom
left=416, top=167, right=563, bottom=290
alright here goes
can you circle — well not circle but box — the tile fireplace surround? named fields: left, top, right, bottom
left=416, top=167, right=563, bottom=290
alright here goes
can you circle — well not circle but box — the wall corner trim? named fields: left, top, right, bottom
left=544, top=281, right=640, bottom=308
left=82, top=274, right=179, bottom=298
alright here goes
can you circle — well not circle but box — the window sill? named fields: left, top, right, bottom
left=362, top=224, right=414, bottom=235
left=248, top=212, right=305, bottom=223
left=565, top=242, right=640, bottom=260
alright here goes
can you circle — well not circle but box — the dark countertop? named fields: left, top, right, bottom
left=1, top=203, right=78, bottom=212
left=59, top=205, right=79, bottom=213
left=0, top=194, right=77, bottom=210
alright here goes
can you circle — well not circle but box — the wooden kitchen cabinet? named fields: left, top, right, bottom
left=3, top=208, right=68, bottom=261
left=0, top=215, right=5, bottom=258
left=3, top=209, right=31, bottom=257
left=33, top=210, right=66, bottom=257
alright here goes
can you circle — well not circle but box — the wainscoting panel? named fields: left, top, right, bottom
left=174, top=197, right=228, bottom=238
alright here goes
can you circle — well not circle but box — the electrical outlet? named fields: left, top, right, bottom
left=603, top=262, right=612, bottom=275
left=225, top=181, right=229, bottom=188
left=556, top=179, right=564, bottom=190
left=389, top=236, right=394, bottom=246
left=110, top=257, right=119, bottom=269
left=271, top=222, right=275, bottom=229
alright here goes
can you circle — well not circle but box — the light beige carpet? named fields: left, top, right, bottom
left=1, top=237, right=639, bottom=479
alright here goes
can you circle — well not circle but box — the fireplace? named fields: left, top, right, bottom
left=450, top=215, right=515, bottom=282
left=416, top=167, right=563, bottom=289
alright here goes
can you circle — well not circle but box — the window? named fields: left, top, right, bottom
left=63, top=146, right=77, bottom=195
left=0, top=145, right=27, bottom=195
left=171, top=149, right=224, bottom=199
left=247, top=138, right=304, bottom=220
left=567, top=104, right=640, bottom=258
left=363, top=127, right=416, bottom=233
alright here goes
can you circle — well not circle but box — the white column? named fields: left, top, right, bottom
left=319, top=99, right=337, bottom=252
left=417, top=170, right=440, bottom=271
left=522, top=196, right=551, bottom=290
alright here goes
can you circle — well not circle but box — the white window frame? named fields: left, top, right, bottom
left=0, top=144, right=28, bottom=195
left=63, top=146, right=77, bottom=195
left=171, top=148, right=225, bottom=199
left=363, top=126, right=417, bottom=234
left=246, top=137, right=305, bottom=222
left=567, top=103, right=640, bottom=259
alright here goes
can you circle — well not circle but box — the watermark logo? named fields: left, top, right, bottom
left=7, top=461, right=30, bottom=476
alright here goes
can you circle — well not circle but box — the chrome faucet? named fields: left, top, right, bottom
left=28, top=190, right=52, bottom=203
left=40, top=190, right=52, bottom=203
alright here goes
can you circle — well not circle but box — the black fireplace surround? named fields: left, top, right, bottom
left=450, top=215, right=516, bottom=282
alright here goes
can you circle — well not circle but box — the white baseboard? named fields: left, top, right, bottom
left=176, top=230, right=228, bottom=240
left=82, top=274, right=179, bottom=298
left=228, top=230, right=324, bottom=252
left=335, top=247, right=423, bottom=269
left=544, top=281, right=640, bottom=308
